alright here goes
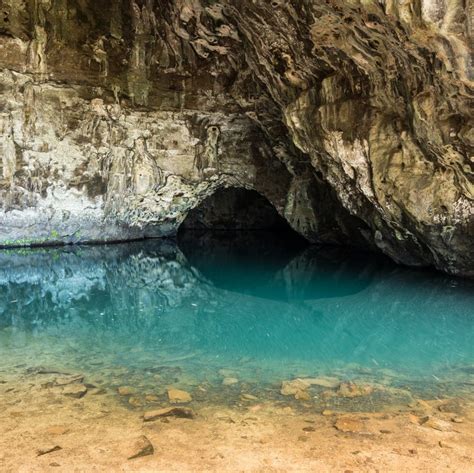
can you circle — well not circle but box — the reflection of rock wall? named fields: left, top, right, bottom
left=0, top=242, right=209, bottom=331
left=0, top=1, right=472, bottom=275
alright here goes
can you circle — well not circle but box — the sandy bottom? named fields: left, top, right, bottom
left=1, top=372, right=473, bottom=473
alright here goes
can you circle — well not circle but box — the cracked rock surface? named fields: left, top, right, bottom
left=0, top=0, right=472, bottom=275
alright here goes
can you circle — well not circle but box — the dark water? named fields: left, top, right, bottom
left=0, top=233, right=473, bottom=410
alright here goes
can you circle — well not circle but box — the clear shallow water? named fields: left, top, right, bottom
left=0, top=234, right=473, bottom=410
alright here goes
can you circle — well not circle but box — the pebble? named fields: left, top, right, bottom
left=337, top=382, right=373, bottom=398
left=421, top=417, right=453, bottom=432
left=439, top=441, right=453, bottom=449
left=54, top=375, right=84, bottom=386
left=305, top=377, right=340, bottom=389
left=167, top=388, right=192, bottom=403
left=62, top=384, right=88, bottom=399
left=118, top=386, right=136, bottom=396
left=240, top=393, right=258, bottom=401
left=128, top=397, right=143, bottom=407
left=143, top=406, right=194, bottom=421
left=334, top=417, right=368, bottom=434
left=145, top=394, right=159, bottom=402
left=37, top=445, right=62, bottom=457
left=127, top=435, right=154, bottom=460
left=222, top=377, right=239, bottom=386
left=451, top=416, right=464, bottom=423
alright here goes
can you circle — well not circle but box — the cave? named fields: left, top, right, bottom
left=179, top=187, right=294, bottom=232
left=178, top=187, right=308, bottom=289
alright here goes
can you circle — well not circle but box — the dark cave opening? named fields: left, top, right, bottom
left=179, top=187, right=296, bottom=232
left=177, top=187, right=308, bottom=284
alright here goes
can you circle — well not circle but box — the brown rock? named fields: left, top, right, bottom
left=167, top=388, right=192, bottom=403
left=145, top=394, right=159, bottom=402
left=222, top=377, right=239, bottom=386
left=240, top=393, right=258, bottom=401
left=62, top=384, right=87, bottom=399
left=54, top=375, right=84, bottom=386
left=337, top=382, right=373, bottom=398
left=420, top=417, right=453, bottom=432
left=37, top=445, right=62, bottom=456
left=127, top=435, right=154, bottom=460
left=334, top=417, right=368, bottom=434
left=144, top=407, right=194, bottom=421
left=118, top=386, right=136, bottom=396
left=128, top=396, right=143, bottom=407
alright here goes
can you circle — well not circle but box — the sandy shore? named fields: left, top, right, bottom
left=1, top=371, right=473, bottom=472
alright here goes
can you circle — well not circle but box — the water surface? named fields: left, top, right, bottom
left=0, top=234, right=473, bottom=411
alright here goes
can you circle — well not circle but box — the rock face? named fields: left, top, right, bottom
left=0, top=1, right=472, bottom=275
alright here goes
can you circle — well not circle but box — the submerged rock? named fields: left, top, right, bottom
left=222, top=377, right=239, bottom=386
left=167, top=388, right=192, bottom=404
left=334, top=417, right=368, bottom=435
left=118, top=386, right=137, bottom=396
left=143, top=407, right=195, bottom=421
left=62, top=384, right=88, bottom=399
left=337, top=383, right=374, bottom=398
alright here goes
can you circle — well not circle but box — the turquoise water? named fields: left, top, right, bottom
left=0, top=234, right=473, bottom=409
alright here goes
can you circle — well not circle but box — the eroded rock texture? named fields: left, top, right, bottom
left=0, top=0, right=472, bottom=275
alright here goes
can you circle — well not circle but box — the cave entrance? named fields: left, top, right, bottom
left=177, top=187, right=308, bottom=285
left=179, top=187, right=294, bottom=232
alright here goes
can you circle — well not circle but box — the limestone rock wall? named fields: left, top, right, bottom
left=0, top=0, right=472, bottom=276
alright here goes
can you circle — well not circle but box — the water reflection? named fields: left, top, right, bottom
left=0, top=237, right=473, bottom=392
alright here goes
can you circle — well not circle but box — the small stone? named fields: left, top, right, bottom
left=305, top=377, right=340, bottom=389
left=321, top=390, right=337, bottom=400
left=438, top=399, right=464, bottom=414
left=127, top=435, right=154, bottom=460
left=128, top=396, right=143, bottom=407
left=281, top=378, right=311, bottom=396
left=415, top=399, right=432, bottom=410
left=62, top=384, right=87, bottom=399
left=334, top=417, right=367, bottom=434
left=322, top=410, right=334, bottom=416
left=240, top=393, right=258, bottom=401
left=54, top=375, right=84, bottom=386
left=37, top=445, right=62, bottom=456
left=144, top=407, right=194, bottom=421
left=302, top=426, right=315, bottom=432
left=222, top=377, right=239, bottom=386
left=295, top=390, right=311, bottom=401
left=118, top=386, right=136, bottom=396
left=167, top=388, right=192, bottom=403
left=298, top=435, right=308, bottom=442
left=337, top=382, right=373, bottom=398
left=380, top=429, right=391, bottom=434
left=421, top=417, right=453, bottom=432
left=145, top=395, right=159, bottom=402
left=451, top=416, right=464, bottom=423
left=439, top=441, right=453, bottom=449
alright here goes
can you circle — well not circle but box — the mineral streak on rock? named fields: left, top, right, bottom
left=0, top=1, right=472, bottom=276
